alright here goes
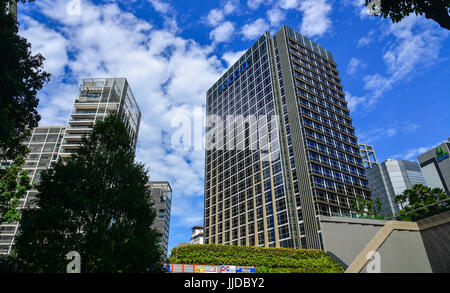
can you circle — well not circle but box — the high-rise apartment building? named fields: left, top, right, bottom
left=417, top=138, right=450, bottom=194
left=366, top=159, right=427, bottom=216
left=148, top=181, right=172, bottom=257
left=204, top=26, right=371, bottom=250
left=359, top=143, right=378, bottom=169
left=0, top=126, right=66, bottom=254
left=59, top=78, right=141, bottom=158
left=0, top=77, right=142, bottom=255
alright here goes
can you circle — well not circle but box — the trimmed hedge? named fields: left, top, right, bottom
left=168, top=244, right=344, bottom=273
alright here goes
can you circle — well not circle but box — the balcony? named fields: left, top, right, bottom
left=65, top=125, right=92, bottom=134
left=68, top=118, right=95, bottom=126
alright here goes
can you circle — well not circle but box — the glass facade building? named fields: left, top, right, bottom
left=366, top=159, right=427, bottom=216
left=0, top=126, right=66, bottom=254
left=204, top=26, right=371, bottom=250
left=60, top=78, right=141, bottom=157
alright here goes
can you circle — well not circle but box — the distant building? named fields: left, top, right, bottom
left=366, top=159, right=427, bottom=216
left=359, top=144, right=378, bottom=169
left=190, top=225, right=204, bottom=244
left=417, top=138, right=450, bottom=194
left=148, top=181, right=172, bottom=257
left=59, top=78, right=141, bottom=158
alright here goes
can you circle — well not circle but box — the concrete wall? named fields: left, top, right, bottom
left=320, top=216, right=387, bottom=268
left=343, top=211, right=450, bottom=273
left=361, top=230, right=432, bottom=273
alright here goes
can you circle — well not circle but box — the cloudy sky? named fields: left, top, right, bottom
left=17, top=0, right=449, bottom=253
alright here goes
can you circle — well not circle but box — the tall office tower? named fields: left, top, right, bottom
left=0, top=126, right=66, bottom=255
left=204, top=26, right=371, bottom=249
left=418, top=138, right=450, bottom=194
left=148, top=181, right=172, bottom=257
left=359, top=143, right=378, bottom=169
left=59, top=78, right=141, bottom=158
left=366, top=159, right=427, bottom=216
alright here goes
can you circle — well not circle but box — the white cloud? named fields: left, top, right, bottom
left=210, top=21, right=235, bottom=43
left=223, top=0, right=239, bottom=14
left=241, top=18, right=270, bottom=40
left=222, top=50, right=247, bottom=67
left=392, top=142, right=442, bottom=161
left=20, top=16, right=69, bottom=77
left=206, top=9, right=225, bottom=27
left=148, top=0, right=171, bottom=14
left=247, top=0, right=265, bottom=10
left=298, top=0, right=332, bottom=38
left=360, top=15, right=448, bottom=107
left=279, top=0, right=299, bottom=10
left=357, top=122, right=421, bottom=145
left=345, top=91, right=368, bottom=112
left=267, top=7, right=286, bottom=27
left=346, top=57, right=366, bottom=75
left=357, top=30, right=375, bottom=47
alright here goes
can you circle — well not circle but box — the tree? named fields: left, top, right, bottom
left=13, top=113, right=164, bottom=273
left=0, top=156, right=31, bottom=223
left=352, top=196, right=383, bottom=218
left=0, top=0, right=50, bottom=161
left=394, top=184, right=449, bottom=221
left=365, top=0, right=450, bottom=30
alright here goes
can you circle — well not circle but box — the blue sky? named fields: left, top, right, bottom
left=16, top=0, right=449, bottom=254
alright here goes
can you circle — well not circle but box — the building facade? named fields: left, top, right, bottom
left=417, top=138, right=450, bottom=194
left=366, top=159, right=427, bottom=216
left=59, top=78, right=141, bottom=158
left=190, top=225, right=204, bottom=244
left=204, top=26, right=371, bottom=250
left=0, top=126, right=66, bottom=254
left=148, top=181, right=172, bottom=257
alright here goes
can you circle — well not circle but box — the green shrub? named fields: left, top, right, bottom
left=168, top=244, right=344, bottom=273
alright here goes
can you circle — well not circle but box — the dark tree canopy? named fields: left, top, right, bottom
left=13, top=113, right=164, bottom=273
left=366, top=0, right=450, bottom=30
left=0, top=0, right=50, bottom=161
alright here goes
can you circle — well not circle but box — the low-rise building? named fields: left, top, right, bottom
left=190, top=225, right=204, bottom=244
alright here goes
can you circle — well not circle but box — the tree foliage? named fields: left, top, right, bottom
left=351, top=196, right=383, bottom=218
left=0, top=0, right=50, bottom=161
left=394, top=184, right=449, bottom=221
left=13, top=113, right=164, bottom=273
left=169, top=244, right=345, bottom=273
left=0, top=156, right=31, bottom=223
left=366, top=0, right=450, bottom=30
